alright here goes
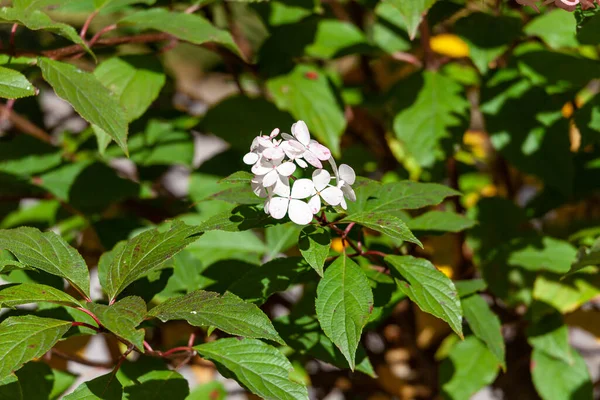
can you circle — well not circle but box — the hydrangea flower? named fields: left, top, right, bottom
left=281, top=121, right=332, bottom=169
left=268, top=179, right=314, bottom=225
left=251, top=157, right=296, bottom=188
left=307, top=169, right=344, bottom=214
left=337, top=164, right=357, bottom=210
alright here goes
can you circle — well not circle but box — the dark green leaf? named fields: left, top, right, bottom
left=87, top=296, right=146, bottom=351
left=341, top=212, right=422, bottom=247
left=462, top=294, right=505, bottom=369
left=265, top=223, right=303, bottom=260
left=0, top=67, right=35, bottom=99
left=0, top=283, right=81, bottom=308
left=298, top=225, right=330, bottom=277
left=197, top=205, right=278, bottom=232
left=0, top=375, right=21, bottom=400
left=63, top=373, right=122, bottom=400
left=531, top=347, right=592, bottom=400
left=527, top=313, right=573, bottom=365
left=122, top=369, right=189, bottom=400
left=577, top=12, right=600, bottom=44
left=384, top=0, right=436, bottom=39
left=406, top=211, right=476, bottom=233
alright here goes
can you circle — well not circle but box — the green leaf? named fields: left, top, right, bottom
left=187, top=382, right=226, bottom=400
left=524, top=9, right=578, bottom=49
left=86, top=296, right=146, bottom=351
left=575, top=93, right=600, bottom=148
left=99, top=220, right=202, bottom=301
left=122, top=368, right=189, bottom=400
left=63, top=373, right=122, bottom=400
left=195, top=338, right=308, bottom=400
left=569, top=245, right=600, bottom=276
left=372, top=2, right=411, bottom=54
left=527, top=313, right=573, bottom=365
left=119, top=9, right=241, bottom=57
left=315, top=255, right=373, bottom=370
left=392, top=71, right=469, bottom=167
left=38, top=58, right=128, bottom=155
left=0, top=316, right=71, bottom=380
left=0, top=67, right=35, bottom=99
left=531, top=347, right=592, bottom=400
left=439, top=336, right=499, bottom=400
left=13, top=0, right=75, bottom=13
left=0, top=375, right=21, bottom=400
left=94, top=0, right=156, bottom=11
left=0, top=283, right=81, bottom=308
left=385, top=255, right=463, bottom=337
left=455, top=279, right=487, bottom=298
left=406, top=211, right=476, bottom=233
left=13, top=362, right=74, bottom=400
left=533, top=272, right=600, bottom=314
left=0, top=8, right=89, bottom=51
left=298, top=225, right=330, bottom=277
left=0, top=227, right=90, bottom=297
left=507, top=237, right=577, bottom=274
left=218, top=171, right=254, bottom=185
left=341, top=212, right=422, bottom=247
left=384, top=0, right=436, bottom=40
left=265, top=223, right=303, bottom=260
left=576, top=12, right=600, bottom=45
left=148, top=290, right=284, bottom=344
left=267, top=64, right=346, bottom=157
left=197, top=205, right=278, bottom=232
left=461, top=294, right=505, bottom=369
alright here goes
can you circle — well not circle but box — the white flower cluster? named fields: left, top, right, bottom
left=244, top=120, right=356, bottom=225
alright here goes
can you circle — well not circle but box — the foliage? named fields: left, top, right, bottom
left=0, top=0, right=599, bottom=399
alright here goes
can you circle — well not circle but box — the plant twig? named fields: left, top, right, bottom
left=0, top=104, right=53, bottom=144
left=80, top=10, right=99, bottom=40
left=72, top=321, right=102, bottom=332
left=51, top=348, right=113, bottom=368
left=76, top=307, right=103, bottom=328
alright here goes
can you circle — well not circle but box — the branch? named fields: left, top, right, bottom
left=0, top=104, right=53, bottom=144
left=51, top=348, right=113, bottom=369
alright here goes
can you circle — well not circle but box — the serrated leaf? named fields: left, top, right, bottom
left=148, top=290, right=283, bottom=344
left=386, top=255, right=463, bottom=337
left=195, top=338, right=308, bottom=400
left=462, top=294, right=505, bottom=369
left=0, top=259, right=31, bottom=274
left=384, top=0, right=436, bottom=40
left=63, top=373, right=122, bottom=400
left=0, top=67, right=34, bottom=99
left=342, top=212, right=422, bottom=247
left=439, top=336, right=499, bottom=400
left=38, top=58, right=128, bottom=155
left=527, top=313, right=573, bottom=365
left=197, top=205, right=278, bottom=232
left=455, top=279, right=487, bottom=297
left=0, top=316, right=71, bottom=380
left=531, top=347, right=592, bottom=400
left=0, top=283, right=81, bottom=308
left=407, top=210, right=476, bottom=233
left=267, top=64, right=346, bottom=157
left=0, top=227, right=90, bottom=297
left=298, top=225, right=330, bottom=277
left=315, top=255, right=373, bottom=370
left=99, top=220, right=202, bottom=301
left=119, top=9, right=241, bottom=57
left=87, top=296, right=146, bottom=351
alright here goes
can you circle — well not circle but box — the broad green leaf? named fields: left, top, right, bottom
left=38, top=58, right=128, bottom=155
left=527, top=313, right=572, bottom=365
left=86, top=296, right=146, bottom=351
left=392, top=71, right=469, bottom=167
left=218, top=171, right=254, bottom=185
left=119, top=9, right=241, bottom=57
left=122, top=369, right=189, bottom=400
left=533, top=273, right=600, bottom=314
left=252, top=0, right=316, bottom=26
left=305, top=19, right=367, bottom=58
left=531, top=347, right=592, bottom=400
left=455, top=279, right=487, bottom=297
left=148, top=290, right=283, bottom=344
left=439, top=336, right=499, bottom=400
left=265, top=223, right=303, bottom=260
left=0, top=8, right=89, bottom=50
left=298, top=225, right=330, bottom=277
left=0, top=67, right=34, bottom=99
left=372, top=2, right=411, bottom=54
left=0, top=316, right=71, bottom=380
left=126, top=120, right=194, bottom=167
left=569, top=246, right=600, bottom=276
left=13, top=362, right=71, bottom=400
left=267, top=64, right=346, bottom=157
left=462, top=294, right=505, bottom=369
left=0, top=375, right=21, bottom=400
left=13, top=0, right=76, bottom=12
left=524, top=9, right=578, bottom=49
left=341, top=212, right=422, bottom=247
left=94, top=0, right=155, bottom=10
left=99, top=220, right=202, bottom=301
left=94, top=56, right=165, bottom=123
left=0, top=283, right=81, bottom=308
left=195, top=338, right=308, bottom=400
left=197, top=205, right=278, bottom=232
left=187, top=382, right=226, bottom=400
left=577, top=13, right=600, bottom=45
left=508, top=237, right=577, bottom=274
left=0, top=259, right=31, bottom=274
left=0, top=227, right=90, bottom=297
left=63, top=373, right=122, bottom=400
left=386, top=255, right=463, bottom=337
left=315, top=255, right=373, bottom=370
left=384, top=0, right=436, bottom=39
left=406, top=211, right=476, bottom=233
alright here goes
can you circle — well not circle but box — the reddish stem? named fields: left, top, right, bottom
left=9, top=23, right=17, bottom=56
left=71, top=321, right=101, bottom=332
left=187, top=332, right=196, bottom=348
left=143, top=341, right=155, bottom=353
left=343, top=222, right=355, bottom=238
left=89, top=24, right=117, bottom=47
left=80, top=10, right=99, bottom=40
left=162, top=346, right=194, bottom=357
left=76, top=307, right=103, bottom=328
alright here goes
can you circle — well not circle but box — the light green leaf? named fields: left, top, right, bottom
left=372, top=2, right=411, bottom=54
left=568, top=243, right=600, bottom=276
left=393, top=71, right=469, bottom=167
left=386, top=255, right=463, bottom=337
left=305, top=19, right=367, bottom=58
left=148, top=290, right=284, bottom=344
left=187, top=382, right=226, bottom=400
left=531, top=347, right=592, bottom=400
left=0, top=227, right=90, bottom=297
left=527, top=313, right=573, bottom=365
left=383, top=0, right=436, bottom=40
left=462, top=294, right=505, bottom=369
left=407, top=211, right=476, bottom=233
left=0, top=316, right=71, bottom=380
left=524, top=9, right=578, bottom=49
left=508, top=237, right=577, bottom=274
left=218, top=171, right=254, bottom=185
left=533, top=273, right=600, bottom=314
left=38, top=58, right=128, bottom=155
left=315, top=255, right=373, bottom=370
left=195, top=338, right=308, bottom=400
left=0, top=67, right=35, bottom=99
left=0, top=259, right=31, bottom=274
left=87, top=296, right=146, bottom=351
left=298, top=225, right=330, bottom=277
left=342, top=212, right=422, bottom=247
left=197, top=205, right=278, bottom=232
left=267, top=64, right=346, bottom=157
left=99, top=220, right=202, bottom=301
left=63, top=373, right=122, bottom=400
left=439, top=336, right=499, bottom=400
left=455, top=279, right=487, bottom=298
left=94, top=0, right=155, bottom=11
left=13, top=0, right=76, bottom=13
left=0, top=283, right=81, bottom=308
left=119, top=9, right=241, bottom=57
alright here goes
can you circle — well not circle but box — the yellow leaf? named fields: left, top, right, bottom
left=430, top=34, right=470, bottom=58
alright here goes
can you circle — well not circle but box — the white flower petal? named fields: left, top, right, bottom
left=321, top=186, right=344, bottom=206
left=262, top=170, right=279, bottom=187
left=308, top=195, right=321, bottom=214
left=269, top=197, right=289, bottom=220
left=257, top=137, right=274, bottom=148
left=308, top=141, right=332, bottom=161
left=243, top=152, right=259, bottom=165
left=276, top=162, right=296, bottom=177
left=281, top=132, right=295, bottom=141
left=303, top=151, right=323, bottom=169
left=340, top=197, right=347, bottom=210
left=263, top=146, right=284, bottom=160
left=288, top=199, right=313, bottom=225
left=292, top=120, right=310, bottom=146
left=269, top=128, right=280, bottom=138
left=339, top=164, right=356, bottom=185
left=291, top=178, right=315, bottom=199
left=251, top=159, right=273, bottom=175
left=251, top=177, right=267, bottom=197
left=295, top=158, right=308, bottom=169
left=342, top=185, right=356, bottom=202
left=273, top=178, right=290, bottom=197
left=264, top=198, right=271, bottom=213
left=312, top=169, right=331, bottom=191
